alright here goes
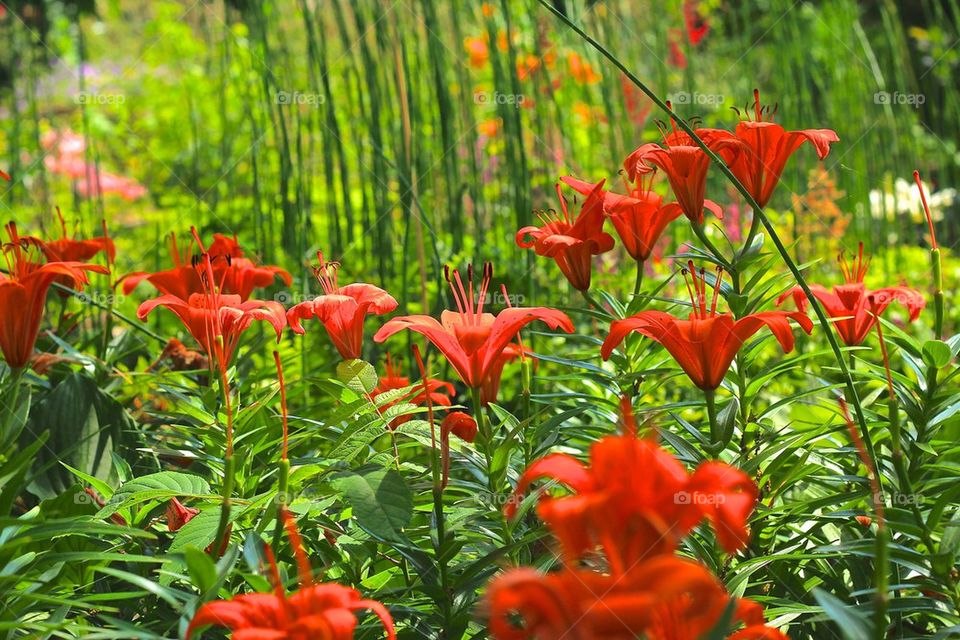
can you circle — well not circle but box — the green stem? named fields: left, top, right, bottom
left=471, top=386, right=494, bottom=493
left=633, top=260, right=644, bottom=299
left=431, top=436, right=451, bottom=636
left=1, top=367, right=26, bottom=450
left=521, top=358, right=533, bottom=466
left=538, top=1, right=881, bottom=492
left=873, top=524, right=889, bottom=640
left=691, top=221, right=732, bottom=269
left=213, top=454, right=235, bottom=556
left=433, top=481, right=451, bottom=639
left=471, top=384, right=516, bottom=559
left=931, top=247, right=944, bottom=339
left=738, top=210, right=762, bottom=260
left=704, top=389, right=721, bottom=456
left=580, top=288, right=606, bottom=314
left=272, top=458, right=290, bottom=547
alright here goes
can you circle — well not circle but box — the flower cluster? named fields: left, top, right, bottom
left=519, top=90, right=840, bottom=293
left=188, top=510, right=395, bottom=639
left=487, top=401, right=787, bottom=639
left=0, top=219, right=108, bottom=369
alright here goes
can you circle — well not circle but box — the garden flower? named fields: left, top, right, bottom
left=506, top=422, right=758, bottom=571
left=374, top=264, right=574, bottom=391
left=165, top=498, right=199, bottom=532
left=188, top=510, right=395, bottom=640
left=480, top=342, right=522, bottom=405
left=136, top=252, right=286, bottom=372
left=27, top=208, right=114, bottom=265
left=566, top=51, right=600, bottom=84
left=486, top=556, right=787, bottom=640
left=625, top=122, right=738, bottom=225
left=148, top=337, right=209, bottom=372
left=42, top=129, right=147, bottom=200
left=76, top=172, right=147, bottom=201
left=562, top=175, right=683, bottom=262
left=602, top=263, right=813, bottom=391
left=373, top=353, right=455, bottom=429
left=287, top=252, right=398, bottom=360
left=724, top=90, right=839, bottom=208
left=441, top=411, right=478, bottom=443
left=776, top=242, right=924, bottom=346
left=515, top=181, right=614, bottom=291
left=464, top=35, right=489, bottom=68
left=0, top=222, right=107, bottom=369
left=684, top=0, right=710, bottom=45
left=122, top=232, right=291, bottom=301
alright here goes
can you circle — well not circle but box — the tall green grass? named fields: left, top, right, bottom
left=3, top=0, right=958, bottom=301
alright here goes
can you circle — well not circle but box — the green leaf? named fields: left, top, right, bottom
left=97, top=472, right=211, bottom=519
left=717, top=396, right=740, bottom=446
left=94, top=567, right=187, bottom=609
left=1, top=381, right=30, bottom=450
left=812, top=588, right=871, bottom=640
left=183, top=547, right=217, bottom=593
left=336, top=359, right=378, bottom=394
left=331, top=466, right=412, bottom=541
left=27, top=372, right=132, bottom=497
left=922, top=339, right=953, bottom=368
left=169, top=507, right=230, bottom=553
left=938, top=509, right=960, bottom=566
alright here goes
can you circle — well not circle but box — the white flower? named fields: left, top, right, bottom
left=869, top=177, right=955, bottom=222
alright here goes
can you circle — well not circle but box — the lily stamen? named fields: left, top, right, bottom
left=313, top=251, right=341, bottom=295
left=711, top=266, right=724, bottom=315
left=838, top=242, right=870, bottom=284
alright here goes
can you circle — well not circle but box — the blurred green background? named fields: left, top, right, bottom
left=2, top=0, right=957, bottom=307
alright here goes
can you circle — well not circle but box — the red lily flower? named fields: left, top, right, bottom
left=625, top=119, right=739, bottom=225
left=562, top=175, right=683, bottom=262
left=287, top=253, right=398, bottom=360
left=724, top=90, right=839, bottom=208
left=374, top=264, right=574, bottom=390
left=188, top=510, right=395, bottom=640
left=489, top=403, right=784, bottom=639
left=441, top=411, right=478, bottom=443
left=165, top=498, right=199, bottom=532
left=486, top=556, right=787, bottom=640
left=122, top=232, right=291, bottom=301
left=373, top=353, right=455, bottom=429
left=34, top=208, right=115, bottom=265
left=28, top=209, right=114, bottom=300
left=0, top=222, right=107, bottom=369
left=0, top=170, right=9, bottom=181
left=602, top=263, right=813, bottom=391
left=684, top=0, right=710, bottom=45
left=148, top=337, right=209, bottom=372
left=137, top=251, right=286, bottom=373
left=516, top=181, right=614, bottom=291
left=507, top=420, right=758, bottom=570
left=480, top=342, right=522, bottom=406
left=776, top=242, right=924, bottom=346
